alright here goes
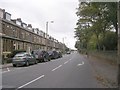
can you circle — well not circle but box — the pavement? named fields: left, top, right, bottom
left=1, top=63, right=12, bottom=69
left=1, top=52, right=104, bottom=89
left=86, top=55, right=118, bottom=88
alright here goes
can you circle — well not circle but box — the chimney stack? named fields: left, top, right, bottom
left=28, top=24, right=32, bottom=28
left=17, top=18, right=22, bottom=22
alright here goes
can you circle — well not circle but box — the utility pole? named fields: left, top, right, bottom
left=117, top=1, right=120, bottom=89
left=62, top=37, right=65, bottom=54
left=45, top=21, right=48, bottom=51
left=0, top=18, right=2, bottom=65
left=62, top=37, right=66, bottom=54
left=45, top=21, right=54, bottom=51
left=0, top=17, right=2, bottom=90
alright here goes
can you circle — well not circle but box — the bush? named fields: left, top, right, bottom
left=7, top=50, right=26, bottom=58
left=5, top=58, right=12, bottom=63
left=90, top=50, right=117, bottom=64
left=99, top=31, right=117, bottom=50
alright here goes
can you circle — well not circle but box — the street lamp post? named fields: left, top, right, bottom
left=62, top=37, right=66, bottom=54
left=117, top=1, right=120, bottom=89
left=0, top=18, right=2, bottom=66
left=45, top=21, right=54, bottom=51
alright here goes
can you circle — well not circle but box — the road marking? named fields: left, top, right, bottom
left=52, top=65, right=62, bottom=71
left=40, top=62, right=46, bottom=64
left=77, top=61, right=84, bottom=66
left=24, top=67, right=29, bottom=69
left=2, top=70, right=10, bottom=73
left=82, top=61, right=84, bottom=65
left=17, top=75, right=45, bottom=89
left=7, top=68, right=10, bottom=71
left=51, top=60, right=56, bottom=62
left=15, top=68, right=21, bottom=70
left=69, top=59, right=72, bottom=61
left=64, top=61, right=69, bottom=64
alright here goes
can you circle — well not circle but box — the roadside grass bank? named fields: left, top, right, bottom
left=80, top=50, right=118, bottom=88
left=89, top=51, right=117, bottom=65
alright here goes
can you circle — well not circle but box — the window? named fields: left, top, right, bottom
left=2, top=24, right=5, bottom=34
left=7, top=25, right=9, bottom=28
left=5, top=13, right=11, bottom=21
left=21, top=32, right=24, bottom=39
left=13, top=29, right=15, bottom=37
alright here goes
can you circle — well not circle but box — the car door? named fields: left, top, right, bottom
left=30, top=55, right=35, bottom=64
left=34, top=50, right=39, bottom=59
left=54, top=51, right=57, bottom=59
left=42, top=51, right=46, bottom=59
left=26, top=54, right=32, bottom=64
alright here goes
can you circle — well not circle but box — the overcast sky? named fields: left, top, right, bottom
left=0, top=0, right=79, bottom=49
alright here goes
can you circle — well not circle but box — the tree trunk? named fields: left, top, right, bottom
left=96, top=34, right=100, bottom=51
left=113, top=21, right=118, bottom=35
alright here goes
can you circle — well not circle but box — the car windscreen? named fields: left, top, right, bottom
left=48, top=51, right=53, bottom=54
left=15, top=53, right=25, bottom=57
left=32, top=51, right=38, bottom=54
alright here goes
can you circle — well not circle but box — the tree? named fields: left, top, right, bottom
left=105, top=2, right=118, bottom=34
left=99, top=31, right=117, bottom=50
left=75, top=2, right=117, bottom=51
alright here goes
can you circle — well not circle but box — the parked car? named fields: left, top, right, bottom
left=12, top=52, right=37, bottom=67
left=48, top=50, right=59, bottom=59
left=31, top=50, right=50, bottom=62
left=66, top=51, right=71, bottom=54
left=57, top=51, right=62, bottom=58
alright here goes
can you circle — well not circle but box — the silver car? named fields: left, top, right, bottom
left=12, top=52, right=38, bottom=67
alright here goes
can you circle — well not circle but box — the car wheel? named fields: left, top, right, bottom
left=26, top=61, right=29, bottom=66
left=35, top=60, right=38, bottom=64
left=44, top=58, right=47, bottom=62
left=37, top=59, right=40, bottom=63
left=48, top=58, right=51, bottom=61
left=13, top=64, right=16, bottom=67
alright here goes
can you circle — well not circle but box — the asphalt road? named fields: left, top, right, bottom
left=2, top=52, right=102, bottom=89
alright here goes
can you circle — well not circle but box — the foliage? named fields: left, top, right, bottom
left=75, top=2, right=117, bottom=51
left=7, top=50, right=26, bottom=58
left=99, top=31, right=117, bottom=50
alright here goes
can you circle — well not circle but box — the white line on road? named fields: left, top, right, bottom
left=40, top=63, right=46, bottom=64
left=77, top=61, right=84, bottom=66
left=2, top=70, right=10, bottom=74
left=64, top=61, right=69, bottom=64
left=7, top=68, right=10, bottom=71
left=17, top=75, right=45, bottom=89
left=52, top=65, right=62, bottom=71
left=15, top=68, right=21, bottom=70
left=23, top=67, right=29, bottom=69
left=82, top=61, right=84, bottom=65
left=51, top=60, right=56, bottom=62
